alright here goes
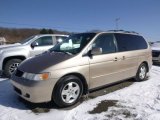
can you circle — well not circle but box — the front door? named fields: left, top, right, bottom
left=30, top=36, right=53, bottom=57
left=89, top=33, right=126, bottom=89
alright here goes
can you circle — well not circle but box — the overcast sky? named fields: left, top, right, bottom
left=0, top=0, right=160, bottom=41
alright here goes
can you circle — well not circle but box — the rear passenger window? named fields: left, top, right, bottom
left=115, top=33, right=148, bottom=52
left=136, top=36, right=148, bottom=49
left=92, top=34, right=116, bottom=54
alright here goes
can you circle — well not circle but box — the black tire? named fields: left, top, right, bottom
left=53, top=75, right=83, bottom=107
left=4, top=59, right=22, bottom=78
left=135, top=63, right=147, bottom=82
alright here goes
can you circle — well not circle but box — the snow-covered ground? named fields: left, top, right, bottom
left=0, top=66, right=160, bottom=120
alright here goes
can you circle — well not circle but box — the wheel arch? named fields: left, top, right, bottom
left=53, top=72, right=89, bottom=96
left=140, top=61, right=149, bottom=72
left=2, top=56, right=26, bottom=70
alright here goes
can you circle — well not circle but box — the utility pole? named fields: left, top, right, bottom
left=115, top=18, right=120, bottom=30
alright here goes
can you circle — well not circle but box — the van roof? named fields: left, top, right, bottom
left=82, top=30, right=140, bottom=36
left=106, top=30, right=139, bottom=35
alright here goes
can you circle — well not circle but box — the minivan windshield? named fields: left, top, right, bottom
left=49, top=33, right=97, bottom=55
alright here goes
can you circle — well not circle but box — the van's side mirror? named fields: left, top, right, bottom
left=91, top=47, right=102, bottom=55
left=31, top=42, right=38, bottom=49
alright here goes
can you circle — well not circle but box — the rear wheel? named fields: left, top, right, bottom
left=53, top=75, right=83, bottom=107
left=135, top=63, right=147, bottom=81
left=4, top=59, right=22, bottom=77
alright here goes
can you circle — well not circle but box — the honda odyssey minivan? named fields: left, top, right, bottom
left=11, top=31, right=152, bottom=107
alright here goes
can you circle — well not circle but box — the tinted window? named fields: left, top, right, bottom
left=136, top=36, right=148, bottom=49
left=115, top=33, right=148, bottom=52
left=35, top=36, right=53, bottom=46
left=92, top=34, right=116, bottom=54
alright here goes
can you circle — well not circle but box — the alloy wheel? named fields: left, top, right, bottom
left=139, top=65, right=146, bottom=80
left=61, top=82, right=80, bottom=104
left=9, top=63, right=19, bottom=74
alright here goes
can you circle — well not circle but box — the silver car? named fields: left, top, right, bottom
left=0, top=34, right=68, bottom=77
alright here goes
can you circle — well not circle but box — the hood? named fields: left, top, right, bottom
left=0, top=43, right=21, bottom=50
left=151, top=46, right=160, bottom=51
left=18, top=51, right=73, bottom=73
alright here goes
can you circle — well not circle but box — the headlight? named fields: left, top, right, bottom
left=22, top=72, right=50, bottom=81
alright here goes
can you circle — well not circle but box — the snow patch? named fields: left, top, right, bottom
left=0, top=66, right=160, bottom=120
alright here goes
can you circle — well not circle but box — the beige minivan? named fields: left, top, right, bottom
left=11, top=31, right=152, bottom=107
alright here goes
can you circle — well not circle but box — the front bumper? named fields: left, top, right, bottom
left=11, top=75, right=57, bottom=103
left=0, top=56, right=3, bottom=71
left=152, top=57, right=160, bottom=63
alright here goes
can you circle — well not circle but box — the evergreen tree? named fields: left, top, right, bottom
left=48, top=29, right=54, bottom=34
left=40, top=28, right=48, bottom=34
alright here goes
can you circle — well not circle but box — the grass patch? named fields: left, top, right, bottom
left=89, top=99, right=137, bottom=119
left=89, top=100, right=118, bottom=114
left=32, top=107, right=50, bottom=114
left=106, top=108, right=137, bottom=119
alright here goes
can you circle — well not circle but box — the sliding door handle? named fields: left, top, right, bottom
left=122, top=56, right=125, bottom=60
left=114, top=57, right=118, bottom=61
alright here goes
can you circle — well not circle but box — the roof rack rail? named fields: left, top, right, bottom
left=107, top=30, right=139, bottom=35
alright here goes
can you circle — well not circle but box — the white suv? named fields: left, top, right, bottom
left=151, top=42, right=160, bottom=63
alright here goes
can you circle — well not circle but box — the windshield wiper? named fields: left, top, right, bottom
left=64, top=51, right=73, bottom=55
left=50, top=50, right=73, bottom=55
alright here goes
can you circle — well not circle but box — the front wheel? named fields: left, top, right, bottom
left=4, top=59, right=22, bottom=77
left=135, top=63, right=147, bottom=82
left=53, top=75, right=83, bottom=107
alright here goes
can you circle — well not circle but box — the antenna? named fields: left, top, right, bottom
left=115, top=18, right=120, bottom=30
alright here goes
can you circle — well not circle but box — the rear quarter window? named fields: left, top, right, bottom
left=115, top=33, right=148, bottom=52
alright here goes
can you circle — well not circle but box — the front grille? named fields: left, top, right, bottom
left=14, top=86, right=22, bottom=95
left=15, top=69, right=24, bottom=77
left=152, top=51, right=160, bottom=57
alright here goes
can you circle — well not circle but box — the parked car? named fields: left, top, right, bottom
left=11, top=31, right=152, bottom=107
left=0, top=34, right=68, bottom=77
left=151, top=42, right=160, bottom=63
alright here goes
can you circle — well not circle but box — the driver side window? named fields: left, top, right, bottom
left=34, top=36, right=53, bottom=46
left=92, top=34, right=116, bottom=54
